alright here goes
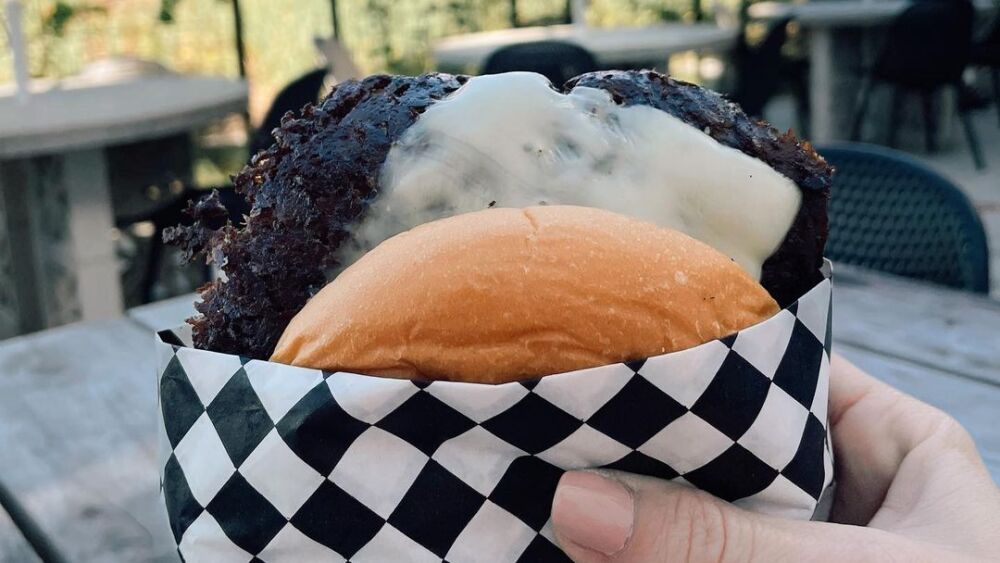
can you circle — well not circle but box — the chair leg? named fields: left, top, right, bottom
left=921, top=91, right=937, bottom=153
left=887, top=87, right=904, bottom=148
left=850, top=76, right=873, bottom=141
left=141, top=228, right=165, bottom=304
left=956, top=85, right=986, bottom=170
left=959, top=113, right=986, bottom=170
left=992, top=68, right=1000, bottom=128
left=793, top=74, right=811, bottom=139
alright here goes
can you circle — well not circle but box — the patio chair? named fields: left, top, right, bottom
left=849, top=0, right=985, bottom=169
left=819, top=142, right=989, bottom=293
left=118, top=68, right=329, bottom=303
left=728, top=17, right=811, bottom=136
left=482, top=40, right=598, bottom=86
left=969, top=9, right=1000, bottom=127
left=248, top=68, right=329, bottom=155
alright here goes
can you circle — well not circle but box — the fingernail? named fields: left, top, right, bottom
left=552, top=471, right=634, bottom=555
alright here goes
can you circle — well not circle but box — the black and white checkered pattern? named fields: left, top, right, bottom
left=158, top=272, right=834, bottom=563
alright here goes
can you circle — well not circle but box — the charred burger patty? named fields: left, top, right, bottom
left=167, top=70, right=832, bottom=360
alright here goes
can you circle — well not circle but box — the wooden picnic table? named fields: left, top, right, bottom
left=433, top=23, right=739, bottom=73
left=748, top=0, right=997, bottom=28
left=0, top=265, right=997, bottom=561
left=0, top=73, right=247, bottom=338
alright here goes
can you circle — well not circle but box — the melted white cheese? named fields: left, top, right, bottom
left=345, top=72, right=801, bottom=279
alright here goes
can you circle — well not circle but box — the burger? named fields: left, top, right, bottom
left=158, top=71, right=836, bottom=561
left=166, top=70, right=832, bottom=379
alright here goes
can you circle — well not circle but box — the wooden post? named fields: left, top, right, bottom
left=231, top=0, right=247, bottom=78
left=62, top=149, right=124, bottom=322
left=231, top=0, right=251, bottom=128
left=571, top=0, right=589, bottom=25
left=331, top=0, right=340, bottom=38
left=3, top=1, right=30, bottom=104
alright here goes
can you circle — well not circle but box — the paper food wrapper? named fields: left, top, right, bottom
left=157, top=264, right=834, bottom=563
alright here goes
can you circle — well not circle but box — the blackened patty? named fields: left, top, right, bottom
left=167, top=70, right=831, bottom=360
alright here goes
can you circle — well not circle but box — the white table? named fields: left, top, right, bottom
left=748, top=0, right=998, bottom=143
left=433, top=23, right=739, bottom=72
left=0, top=264, right=997, bottom=561
left=750, top=0, right=996, bottom=27
left=0, top=74, right=246, bottom=336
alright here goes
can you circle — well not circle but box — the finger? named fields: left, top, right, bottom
left=551, top=470, right=935, bottom=563
left=826, top=354, right=977, bottom=525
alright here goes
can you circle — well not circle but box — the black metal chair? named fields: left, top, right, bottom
left=248, top=68, right=329, bottom=155
left=819, top=142, right=989, bottom=293
left=118, top=68, right=330, bottom=303
left=482, top=40, right=598, bottom=86
left=849, top=0, right=985, bottom=169
left=729, top=18, right=811, bottom=136
left=970, top=9, right=1000, bottom=127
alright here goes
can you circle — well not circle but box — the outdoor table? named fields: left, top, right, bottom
left=0, top=74, right=247, bottom=337
left=748, top=0, right=998, bottom=144
left=433, top=23, right=740, bottom=73
left=0, top=265, right=997, bottom=561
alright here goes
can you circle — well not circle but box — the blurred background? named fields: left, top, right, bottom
left=0, top=0, right=734, bottom=120
left=1, top=2, right=999, bottom=562
left=2, top=0, right=998, bottom=338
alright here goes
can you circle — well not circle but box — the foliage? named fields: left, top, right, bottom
left=158, top=0, right=179, bottom=23
left=42, top=1, right=105, bottom=37
left=35, top=1, right=105, bottom=74
left=2, top=0, right=727, bottom=119
left=159, top=0, right=230, bottom=24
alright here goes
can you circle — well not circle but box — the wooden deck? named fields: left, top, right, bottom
left=0, top=264, right=997, bottom=561
left=0, top=509, right=40, bottom=563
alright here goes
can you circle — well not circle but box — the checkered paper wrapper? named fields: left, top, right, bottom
left=157, top=264, right=835, bottom=563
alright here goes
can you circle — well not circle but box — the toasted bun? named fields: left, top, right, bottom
left=271, top=206, right=779, bottom=383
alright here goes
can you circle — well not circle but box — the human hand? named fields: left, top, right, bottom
left=550, top=354, right=1000, bottom=562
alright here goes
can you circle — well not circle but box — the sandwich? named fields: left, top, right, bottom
left=166, top=70, right=831, bottom=370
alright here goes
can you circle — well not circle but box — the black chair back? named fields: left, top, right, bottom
left=249, top=68, right=329, bottom=155
left=730, top=18, right=791, bottom=117
left=482, top=41, right=598, bottom=86
left=980, top=6, right=1000, bottom=47
left=820, top=143, right=989, bottom=292
left=874, top=0, right=975, bottom=88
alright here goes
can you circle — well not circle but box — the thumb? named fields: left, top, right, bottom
left=551, top=470, right=933, bottom=563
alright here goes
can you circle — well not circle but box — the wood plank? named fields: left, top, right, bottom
left=0, top=508, right=41, bottom=563
left=127, top=294, right=196, bottom=332
left=0, top=76, right=247, bottom=159
left=433, top=23, right=737, bottom=70
left=838, top=343, right=1000, bottom=483
left=832, top=265, right=1000, bottom=386
left=0, top=319, right=178, bottom=562
left=748, top=0, right=996, bottom=27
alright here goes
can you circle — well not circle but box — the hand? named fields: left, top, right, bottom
left=550, top=354, right=1000, bottom=562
